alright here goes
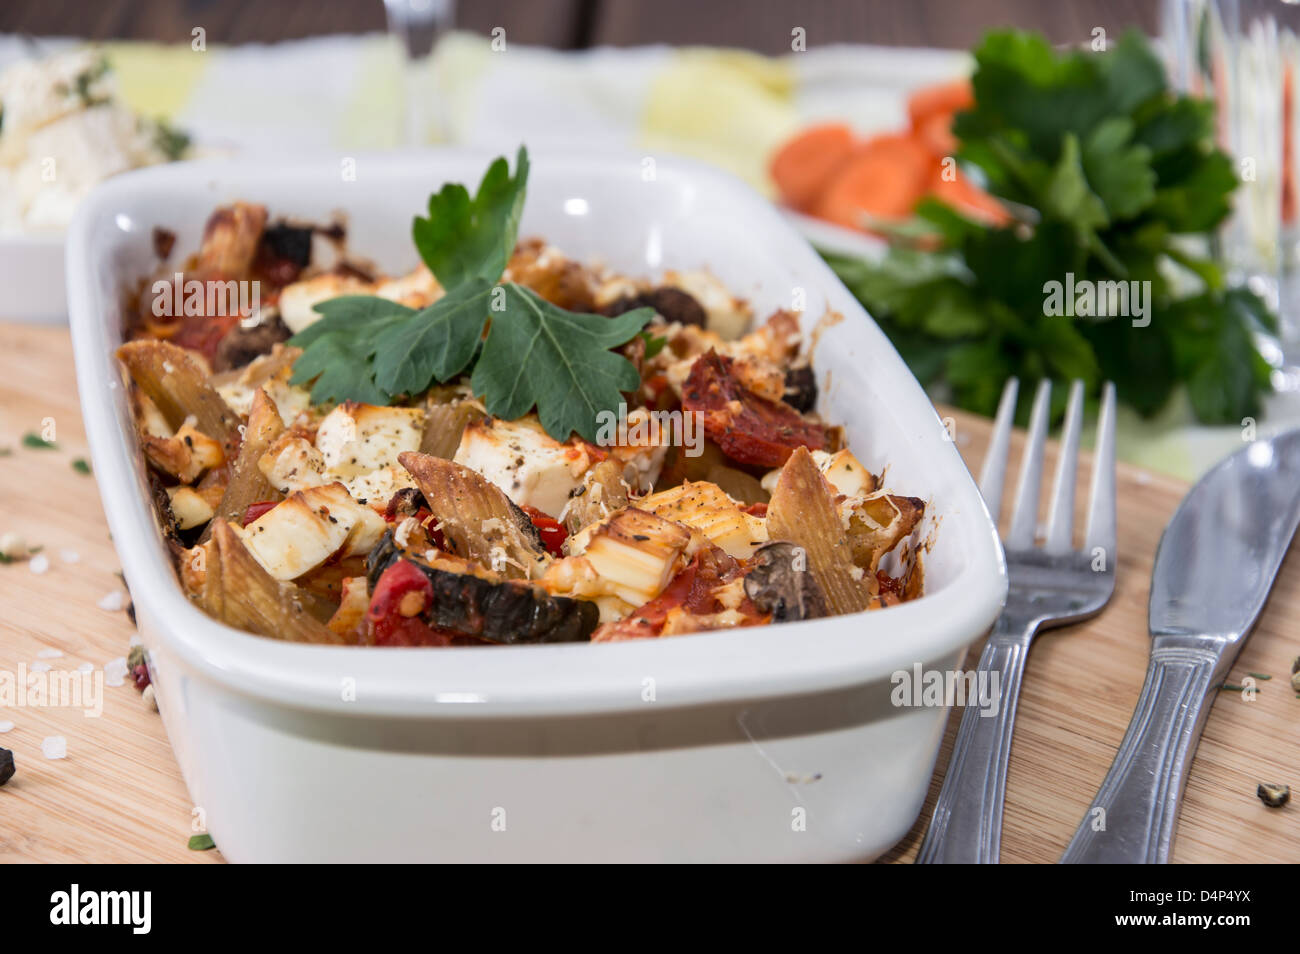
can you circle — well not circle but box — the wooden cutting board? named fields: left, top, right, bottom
left=0, top=321, right=1295, bottom=864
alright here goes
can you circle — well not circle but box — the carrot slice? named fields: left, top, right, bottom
left=769, top=123, right=856, bottom=211
left=928, top=167, right=1010, bottom=226
left=811, top=134, right=933, bottom=231
left=906, top=78, right=973, bottom=130
left=915, top=110, right=958, bottom=158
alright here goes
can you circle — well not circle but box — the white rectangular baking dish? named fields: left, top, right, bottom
left=67, top=149, right=1007, bottom=862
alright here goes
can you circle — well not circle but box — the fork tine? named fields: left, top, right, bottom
left=978, top=377, right=1019, bottom=524
left=1043, top=379, right=1085, bottom=554
left=1005, top=378, right=1051, bottom=549
left=1085, top=380, right=1117, bottom=558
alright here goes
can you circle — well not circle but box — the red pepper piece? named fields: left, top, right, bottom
left=241, top=500, right=278, bottom=526
left=520, top=504, right=568, bottom=556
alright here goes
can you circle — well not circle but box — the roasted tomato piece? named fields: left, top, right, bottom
left=681, top=349, right=825, bottom=468
left=520, top=505, right=568, bottom=556
left=592, top=545, right=758, bottom=641
left=148, top=273, right=248, bottom=362
left=171, top=310, right=242, bottom=362
left=366, top=559, right=454, bottom=646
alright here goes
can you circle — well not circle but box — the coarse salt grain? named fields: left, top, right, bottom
left=0, top=721, right=13, bottom=733
left=29, top=661, right=51, bottom=673
left=28, top=553, right=49, bottom=574
left=128, top=635, right=142, bottom=647
left=41, top=736, right=67, bottom=759
left=97, top=591, right=124, bottom=612
left=36, top=648, right=63, bottom=659
left=76, top=663, right=93, bottom=673
left=59, top=549, right=80, bottom=564
left=104, top=657, right=128, bottom=687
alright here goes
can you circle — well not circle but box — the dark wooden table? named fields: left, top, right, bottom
left=3, top=0, right=1160, bottom=51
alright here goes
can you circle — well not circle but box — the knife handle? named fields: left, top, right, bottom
left=916, top=618, right=1033, bottom=864
left=1060, top=642, right=1226, bottom=864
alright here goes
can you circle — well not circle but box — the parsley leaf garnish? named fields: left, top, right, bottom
left=472, top=285, right=651, bottom=441
left=828, top=28, right=1276, bottom=425
left=372, top=279, right=494, bottom=395
left=290, top=296, right=415, bottom=404
left=289, top=147, right=651, bottom=440
left=413, top=147, right=530, bottom=289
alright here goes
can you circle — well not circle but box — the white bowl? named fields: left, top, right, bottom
left=67, top=149, right=1006, bottom=862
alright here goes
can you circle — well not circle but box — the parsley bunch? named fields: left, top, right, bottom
left=826, top=29, right=1276, bottom=425
left=289, top=147, right=653, bottom=441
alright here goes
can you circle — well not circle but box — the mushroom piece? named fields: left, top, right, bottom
left=214, top=309, right=292, bottom=372
left=602, top=286, right=707, bottom=327
left=397, top=452, right=548, bottom=579
left=743, top=542, right=830, bottom=622
left=783, top=362, right=818, bottom=413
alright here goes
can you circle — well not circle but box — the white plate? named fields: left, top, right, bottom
left=67, top=149, right=1006, bottom=862
left=781, top=208, right=889, bottom=262
left=0, top=233, right=67, bottom=322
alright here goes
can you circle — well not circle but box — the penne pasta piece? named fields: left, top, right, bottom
left=562, top=507, right=692, bottom=606
left=639, top=480, right=767, bottom=558
left=398, top=451, right=549, bottom=580
left=844, top=493, right=925, bottom=569
left=297, top=557, right=369, bottom=604
left=201, top=387, right=284, bottom=542
left=206, top=520, right=345, bottom=643
left=117, top=340, right=241, bottom=451
left=196, top=202, right=268, bottom=277
left=419, top=398, right=485, bottom=459
left=562, top=459, right=631, bottom=535
left=766, top=446, right=872, bottom=615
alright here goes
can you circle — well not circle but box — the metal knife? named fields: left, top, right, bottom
left=1061, top=430, right=1300, bottom=863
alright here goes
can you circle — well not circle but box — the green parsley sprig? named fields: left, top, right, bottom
left=826, top=29, right=1276, bottom=425
left=289, top=147, right=653, bottom=442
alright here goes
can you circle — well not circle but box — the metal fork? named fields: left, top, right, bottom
left=916, top=377, right=1117, bottom=864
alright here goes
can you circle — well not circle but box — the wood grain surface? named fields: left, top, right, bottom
left=0, top=321, right=1295, bottom=863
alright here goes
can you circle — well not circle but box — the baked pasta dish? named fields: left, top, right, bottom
left=115, top=150, right=926, bottom=647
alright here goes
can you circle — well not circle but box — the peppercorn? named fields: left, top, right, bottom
left=1257, top=782, right=1290, bottom=808
left=0, top=747, right=14, bottom=786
